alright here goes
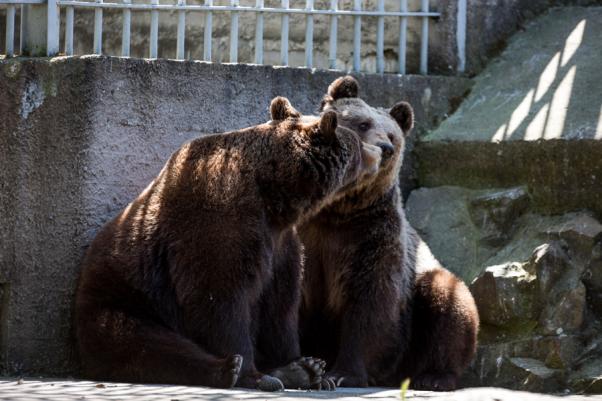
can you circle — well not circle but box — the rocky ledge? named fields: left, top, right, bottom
left=406, top=186, right=602, bottom=394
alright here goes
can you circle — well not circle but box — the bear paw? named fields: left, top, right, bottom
left=270, top=357, right=335, bottom=390
left=218, top=354, right=243, bottom=388
left=256, top=375, right=285, bottom=392
left=325, top=371, right=368, bottom=387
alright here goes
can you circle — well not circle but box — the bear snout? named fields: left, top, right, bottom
left=360, top=143, right=382, bottom=178
left=376, top=142, right=395, bottom=161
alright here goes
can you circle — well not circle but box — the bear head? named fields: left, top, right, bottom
left=266, top=96, right=383, bottom=219
left=269, top=96, right=383, bottom=192
left=319, top=76, right=414, bottom=204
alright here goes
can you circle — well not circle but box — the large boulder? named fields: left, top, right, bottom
left=405, top=185, right=602, bottom=393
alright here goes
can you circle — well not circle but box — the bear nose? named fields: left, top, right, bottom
left=376, top=142, right=395, bottom=160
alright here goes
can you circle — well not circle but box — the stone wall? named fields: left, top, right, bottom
left=0, top=56, right=470, bottom=376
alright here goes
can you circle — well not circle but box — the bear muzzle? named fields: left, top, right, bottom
left=376, top=142, right=395, bottom=163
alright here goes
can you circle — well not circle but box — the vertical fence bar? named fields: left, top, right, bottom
left=176, top=0, right=185, bottom=59
left=398, top=0, right=407, bottom=74
left=93, top=0, right=103, bottom=54
left=280, top=0, right=289, bottom=66
left=255, top=0, right=263, bottom=64
left=47, top=0, right=59, bottom=56
left=150, top=0, right=159, bottom=58
left=305, top=0, right=313, bottom=68
left=122, top=0, right=131, bottom=56
left=420, top=0, right=429, bottom=74
left=5, top=6, right=15, bottom=56
left=376, top=0, right=384, bottom=73
left=230, top=0, right=239, bottom=62
left=328, top=0, right=337, bottom=69
left=65, top=6, right=74, bottom=55
left=456, top=0, right=466, bottom=73
left=203, top=0, right=212, bottom=61
left=353, top=0, right=361, bottom=72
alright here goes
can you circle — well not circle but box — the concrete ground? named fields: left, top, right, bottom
left=0, top=379, right=600, bottom=401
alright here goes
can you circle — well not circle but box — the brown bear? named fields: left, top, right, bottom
left=74, top=97, right=381, bottom=392
left=291, top=77, right=479, bottom=391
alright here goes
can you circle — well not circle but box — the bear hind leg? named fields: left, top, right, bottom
left=77, top=307, right=242, bottom=388
left=400, top=268, right=479, bottom=391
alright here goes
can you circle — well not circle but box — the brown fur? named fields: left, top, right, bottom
left=74, top=108, right=378, bottom=391
left=297, top=77, right=479, bottom=390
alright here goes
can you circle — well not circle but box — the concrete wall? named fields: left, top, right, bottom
left=0, top=56, right=471, bottom=376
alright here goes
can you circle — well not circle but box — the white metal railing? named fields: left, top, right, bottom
left=0, top=0, right=460, bottom=75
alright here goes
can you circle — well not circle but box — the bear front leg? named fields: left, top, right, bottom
left=255, top=230, right=333, bottom=390
left=327, top=268, right=404, bottom=388
left=183, top=293, right=284, bottom=392
left=326, top=307, right=370, bottom=387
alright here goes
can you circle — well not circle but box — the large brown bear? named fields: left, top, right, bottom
left=74, top=98, right=381, bottom=391
left=293, top=77, right=479, bottom=391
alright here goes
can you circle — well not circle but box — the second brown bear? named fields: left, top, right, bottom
left=293, top=77, right=480, bottom=391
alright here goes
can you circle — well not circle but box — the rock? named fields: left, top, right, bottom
left=406, top=186, right=485, bottom=282
left=524, top=242, right=570, bottom=297
left=544, top=213, right=602, bottom=258
left=502, top=358, right=564, bottom=393
left=461, top=335, right=584, bottom=388
left=582, top=240, right=602, bottom=318
left=569, top=357, right=602, bottom=394
left=470, top=262, right=538, bottom=327
left=469, top=187, right=530, bottom=247
left=538, top=273, right=586, bottom=336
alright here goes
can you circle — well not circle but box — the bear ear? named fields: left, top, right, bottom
left=389, top=101, right=414, bottom=135
left=327, top=76, right=360, bottom=101
left=317, top=110, right=338, bottom=143
left=270, top=96, right=301, bottom=121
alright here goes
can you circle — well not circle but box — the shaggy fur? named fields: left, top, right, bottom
left=74, top=104, right=379, bottom=391
left=295, top=77, right=480, bottom=391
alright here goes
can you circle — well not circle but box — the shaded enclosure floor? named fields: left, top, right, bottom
left=0, top=379, right=599, bottom=401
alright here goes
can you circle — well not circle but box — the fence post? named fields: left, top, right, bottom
left=204, top=0, right=212, bottom=61
left=5, top=6, right=16, bottom=56
left=328, top=0, right=337, bottom=70
left=352, top=0, right=361, bottom=72
left=398, top=0, right=407, bottom=74
left=254, top=0, right=264, bottom=64
left=47, top=0, right=59, bottom=55
left=122, top=0, right=131, bottom=56
left=230, top=0, right=239, bottom=62
left=65, top=6, right=74, bottom=55
left=150, top=0, right=159, bottom=58
left=20, top=1, right=58, bottom=56
left=176, top=0, right=186, bottom=59
left=376, top=0, right=384, bottom=74
left=280, top=0, right=289, bottom=66
left=305, top=0, right=313, bottom=68
left=93, top=0, right=103, bottom=54
left=420, top=0, right=429, bottom=74
left=456, top=0, right=467, bottom=73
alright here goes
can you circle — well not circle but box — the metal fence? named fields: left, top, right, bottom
left=0, top=0, right=464, bottom=75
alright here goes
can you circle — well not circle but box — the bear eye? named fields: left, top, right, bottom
left=359, top=122, right=371, bottom=132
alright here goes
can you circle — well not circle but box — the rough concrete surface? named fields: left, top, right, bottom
left=0, top=379, right=600, bottom=401
left=0, top=56, right=470, bottom=376
left=414, top=7, right=602, bottom=217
